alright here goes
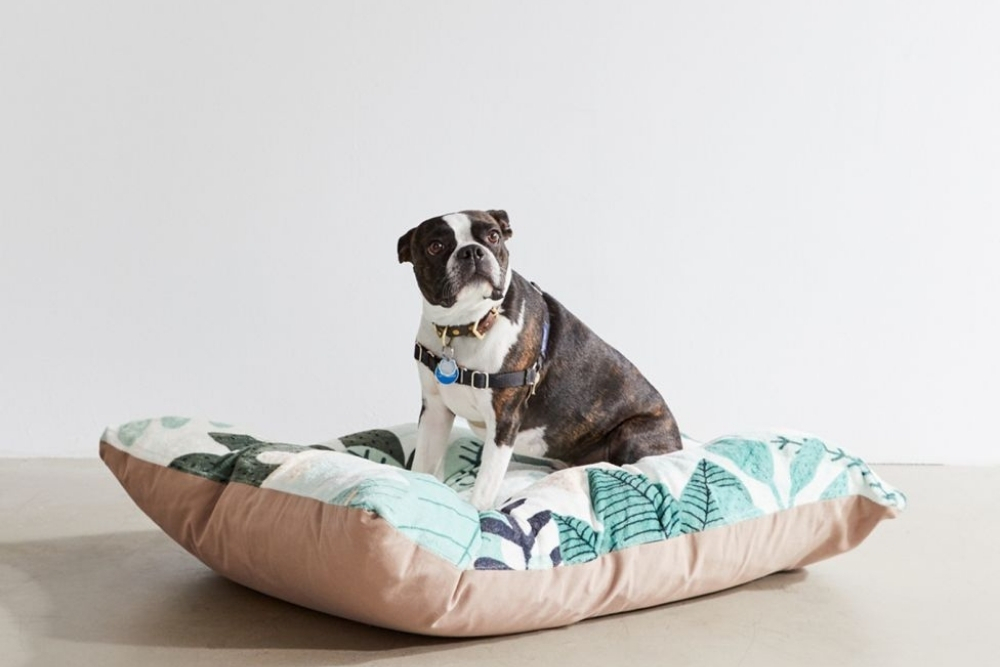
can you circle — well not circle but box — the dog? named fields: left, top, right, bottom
left=397, top=209, right=682, bottom=510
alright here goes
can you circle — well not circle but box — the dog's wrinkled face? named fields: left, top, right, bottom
left=398, top=210, right=513, bottom=309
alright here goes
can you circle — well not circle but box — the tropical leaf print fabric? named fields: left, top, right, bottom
left=101, top=418, right=906, bottom=572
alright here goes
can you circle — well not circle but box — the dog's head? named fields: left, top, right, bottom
left=398, top=210, right=513, bottom=317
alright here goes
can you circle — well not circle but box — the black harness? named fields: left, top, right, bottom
left=414, top=301, right=550, bottom=391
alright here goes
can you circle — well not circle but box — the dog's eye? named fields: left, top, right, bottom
left=487, top=230, right=501, bottom=244
left=427, top=241, right=445, bottom=256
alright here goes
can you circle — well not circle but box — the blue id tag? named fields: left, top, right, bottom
left=435, top=356, right=459, bottom=384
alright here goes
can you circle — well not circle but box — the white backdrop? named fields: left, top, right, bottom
left=2, top=1, right=998, bottom=463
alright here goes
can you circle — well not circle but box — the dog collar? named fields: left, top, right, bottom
left=433, top=307, right=500, bottom=345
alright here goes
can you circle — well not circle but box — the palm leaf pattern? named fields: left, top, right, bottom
left=476, top=498, right=554, bottom=570
left=110, top=416, right=905, bottom=571
left=588, top=469, right=671, bottom=550
left=552, top=513, right=600, bottom=565
left=678, top=459, right=738, bottom=533
left=339, top=429, right=406, bottom=468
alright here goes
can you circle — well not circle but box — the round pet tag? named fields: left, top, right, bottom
left=435, top=357, right=459, bottom=384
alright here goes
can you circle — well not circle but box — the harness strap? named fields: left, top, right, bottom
left=414, top=343, right=542, bottom=389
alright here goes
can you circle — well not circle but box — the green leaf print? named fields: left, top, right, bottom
left=709, top=470, right=763, bottom=524
left=340, top=429, right=406, bottom=468
left=441, top=437, right=482, bottom=476
left=118, top=419, right=151, bottom=447
left=820, top=469, right=849, bottom=500
left=705, top=437, right=783, bottom=508
left=160, top=416, right=190, bottom=429
left=335, top=475, right=481, bottom=570
left=344, top=446, right=401, bottom=467
left=208, top=432, right=267, bottom=451
left=170, top=442, right=305, bottom=486
left=706, top=438, right=773, bottom=481
left=171, top=433, right=333, bottom=486
left=229, top=444, right=306, bottom=486
left=588, top=468, right=670, bottom=551
left=169, top=451, right=239, bottom=483
left=788, top=438, right=826, bottom=503
left=678, top=459, right=749, bottom=534
left=772, top=434, right=905, bottom=507
left=552, top=513, right=600, bottom=565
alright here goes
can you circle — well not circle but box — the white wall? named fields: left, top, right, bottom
left=2, top=1, right=998, bottom=463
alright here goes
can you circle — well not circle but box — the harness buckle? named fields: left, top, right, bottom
left=528, top=365, right=541, bottom=396
left=469, top=370, right=490, bottom=389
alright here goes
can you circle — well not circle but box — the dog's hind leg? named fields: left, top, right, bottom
left=603, top=413, right=683, bottom=465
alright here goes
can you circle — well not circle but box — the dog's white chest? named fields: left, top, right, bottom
left=437, top=383, right=490, bottom=430
left=417, top=306, right=523, bottom=428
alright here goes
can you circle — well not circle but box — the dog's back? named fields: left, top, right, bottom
left=500, top=273, right=683, bottom=465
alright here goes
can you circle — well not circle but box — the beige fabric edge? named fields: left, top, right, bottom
left=101, top=442, right=899, bottom=637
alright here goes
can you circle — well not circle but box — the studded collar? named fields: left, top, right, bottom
left=433, top=307, right=500, bottom=346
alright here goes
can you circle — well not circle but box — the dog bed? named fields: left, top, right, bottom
left=100, top=417, right=905, bottom=636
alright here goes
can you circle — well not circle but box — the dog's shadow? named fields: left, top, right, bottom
left=0, top=529, right=816, bottom=665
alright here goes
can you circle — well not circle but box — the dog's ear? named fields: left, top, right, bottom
left=397, top=228, right=415, bottom=264
left=488, top=209, right=512, bottom=239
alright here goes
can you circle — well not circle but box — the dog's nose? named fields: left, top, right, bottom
left=457, top=244, right=486, bottom=262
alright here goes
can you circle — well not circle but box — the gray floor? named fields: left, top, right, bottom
left=1, top=460, right=997, bottom=667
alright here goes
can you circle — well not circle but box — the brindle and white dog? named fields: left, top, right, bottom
left=398, top=209, right=682, bottom=510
